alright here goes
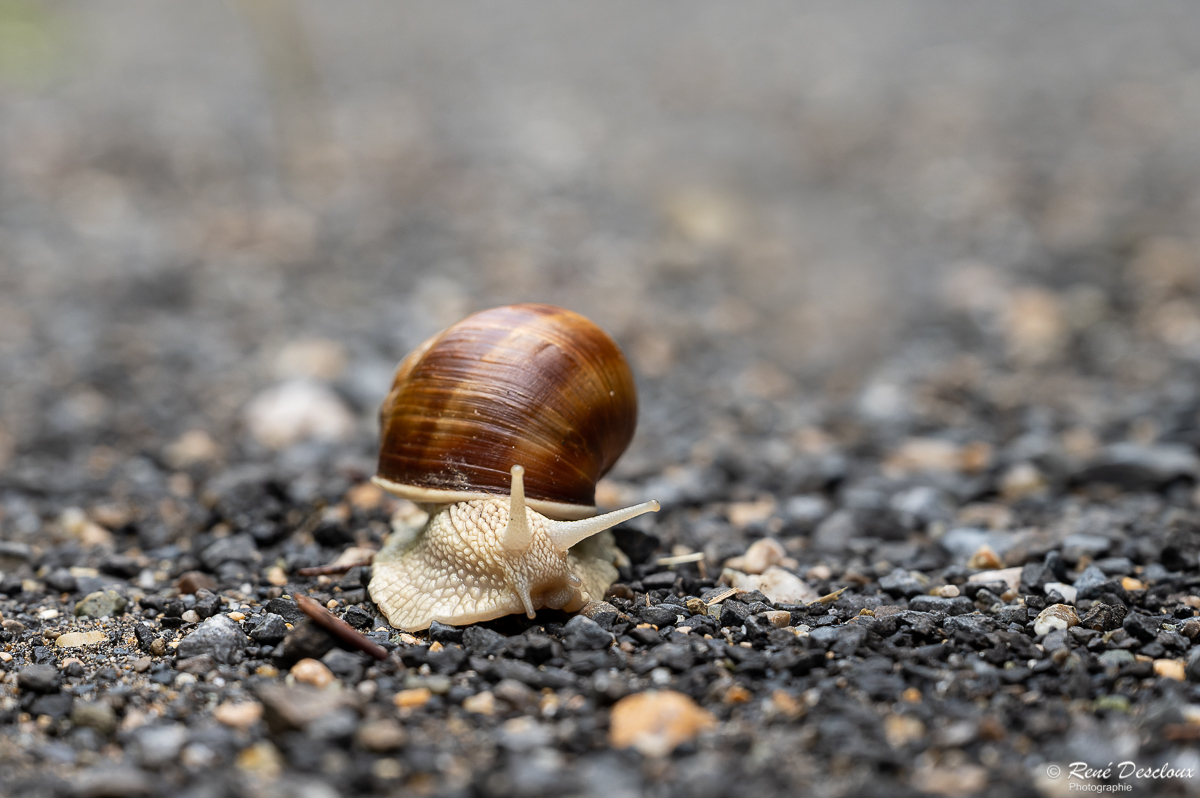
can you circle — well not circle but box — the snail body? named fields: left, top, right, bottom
left=368, top=304, right=658, bottom=632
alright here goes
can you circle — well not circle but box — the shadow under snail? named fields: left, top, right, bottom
left=366, top=303, right=660, bottom=632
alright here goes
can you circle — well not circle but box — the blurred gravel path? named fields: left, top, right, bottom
left=4, top=4, right=1200, bottom=797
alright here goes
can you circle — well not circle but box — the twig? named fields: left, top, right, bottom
left=705, top=588, right=738, bottom=606
left=295, top=594, right=388, bottom=661
left=655, top=552, right=705, bottom=566
left=295, top=558, right=374, bottom=577
left=808, top=586, right=849, bottom=606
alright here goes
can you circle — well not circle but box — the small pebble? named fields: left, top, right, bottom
left=609, top=690, right=717, bottom=757
left=462, top=691, right=496, bottom=716
left=290, top=658, right=335, bottom=688
left=884, top=714, right=926, bottom=748
left=355, top=718, right=407, bottom=752
left=394, top=688, right=432, bottom=709
left=176, top=614, right=248, bottom=664
left=1044, top=582, right=1078, bottom=604
left=176, top=572, right=218, bottom=594
left=70, top=702, right=117, bottom=735
left=235, top=740, right=283, bottom=779
left=724, top=685, right=752, bottom=704
left=494, top=679, right=538, bottom=710
left=769, top=689, right=804, bottom=720
left=967, top=545, right=1003, bottom=570
left=165, top=429, right=221, bottom=468
left=1153, top=659, right=1186, bottom=681
left=17, top=665, right=61, bottom=694
left=936, top=585, right=960, bottom=598
left=214, top=701, right=264, bottom=730
left=1034, top=604, right=1080, bottom=636
left=764, top=610, right=792, bottom=627
left=724, top=538, right=796, bottom=574
left=967, top=566, right=1022, bottom=593
left=243, top=379, right=356, bottom=449
left=74, top=590, right=127, bottom=619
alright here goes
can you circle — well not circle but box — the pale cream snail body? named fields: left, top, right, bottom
left=367, top=303, right=659, bottom=632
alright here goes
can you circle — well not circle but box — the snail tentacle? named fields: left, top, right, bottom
left=544, top=500, right=661, bottom=552
left=502, top=465, right=532, bottom=553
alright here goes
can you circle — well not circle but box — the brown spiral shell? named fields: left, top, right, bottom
left=374, top=304, right=637, bottom=520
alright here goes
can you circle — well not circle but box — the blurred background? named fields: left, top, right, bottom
left=4, top=1, right=1200, bottom=517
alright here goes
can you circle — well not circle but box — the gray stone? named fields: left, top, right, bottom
left=263, top=598, right=303, bottom=624
left=808, top=626, right=841, bottom=647
left=718, top=600, right=751, bottom=628
left=428, top=620, right=463, bottom=644
left=638, top=605, right=680, bottom=627
left=494, top=678, right=539, bottom=709
left=70, top=702, right=117, bottom=735
left=812, top=510, right=859, bottom=553
left=256, top=683, right=361, bottom=733
left=192, top=589, right=221, bottom=619
left=908, top=595, right=974, bottom=615
left=29, top=692, right=74, bottom=718
left=889, top=486, right=953, bottom=530
left=250, top=613, right=288, bottom=646
left=783, top=494, right=831, bottom=527
left=175, top=655, right=217, bottom=674
left=1079, top=603, right=1126, bottom=632
left=176, top=614, right=248, bottom=664
left=131, top=723, right=188, bottom=768
left=1061, top=534, right=1112, bottom=562
left=879, top=568, right=925, bottom=599
left=561, top=615, right=613, bottom=651
left=1122, top=612, right=1162, bottom=642
left=44, top=568, right=78, bottom=594
left=1093, top=557, right=1135, bottom=576
left=199, top=533, right=260, bottom=570
left=462, top=626, right=506, bottom=657
left=1073, top=565, right=1108, bottom=599
left=69, top=766, right=153, bottom=798
left=1098, top=649, right=1136, bottom=669
left=307, top=707, right=360, bottom=741
left=1188, top=648, right=1200, bottom=682
left=17, top=664, right=61, bottom=693
left=74, top=590, right=127, bottom=618
left=938, top=528, right=1014, bottom=560
left=1041, top=629, right=1070, bottom=652
left=0, top=541, right=33, bottom=562
left=1074, top=443, right=1199, bottom=489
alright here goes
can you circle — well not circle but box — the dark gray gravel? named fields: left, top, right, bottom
left=6, top=4, right=1200, bottom=798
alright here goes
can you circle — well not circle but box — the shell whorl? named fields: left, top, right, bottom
left=374, top=304, right=637, bottom=519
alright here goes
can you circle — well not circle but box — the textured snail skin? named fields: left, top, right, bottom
left=370, top=502, right=615, bottom=632
left=367, top=305, right=657, bottom=632
left=375, top=303, right=637, bottom=516
left=370, top=466, right=658, bottom=632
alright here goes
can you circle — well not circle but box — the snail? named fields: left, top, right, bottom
left=367, top=303, right=660, bottom=632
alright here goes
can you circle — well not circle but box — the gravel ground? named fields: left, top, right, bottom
left=5, top=3, right=1200, bottom=797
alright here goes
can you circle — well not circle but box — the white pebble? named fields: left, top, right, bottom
left=243, top=379, right=356, bottom=449
left=1033, top=604, right=1080, bottom=636
left=1043, top=582, right=1077, bottom=604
